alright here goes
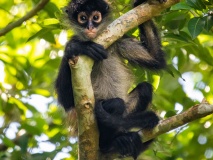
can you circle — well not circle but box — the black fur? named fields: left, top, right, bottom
left=95, top=82, right=159, bottom=159
left=55, top=0, right=165, bottom=159
left=66, top=0, right=109, bottom=21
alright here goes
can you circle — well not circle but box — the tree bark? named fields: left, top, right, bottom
left=68, top=56, right=99, bottom=160
left=140, top=100, right=213, bottom=142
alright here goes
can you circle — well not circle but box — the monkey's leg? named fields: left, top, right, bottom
left=95, top=98, right=154, bottom=159
left=95, top=98, right=125, bottom=129
left=95, top=98, right=126, bottom=153
left=126, top=81, right=152, bottom=113
left=112, top=132, right=154, bottom=160
left=100, top=98, right=125, bottom=115
left=125, top=81, right=159, bottom=129
left=95, top=96, right=159, bottom=159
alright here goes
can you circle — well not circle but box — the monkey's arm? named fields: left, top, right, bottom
left=116, top=34, right=166, bottom=70
left=65, top=36, right=108, bottom=61
left=55, top=56, right=74, bottom=111
left=115, top=0, right=166, bottom=70
left=96, top=101, right=159, bottom=130
left=55, top=36, right=108, bottom=110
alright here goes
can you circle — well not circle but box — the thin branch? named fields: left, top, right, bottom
left=0, top=0, right=50, bottom=37
left=141, top=100, right=213, bottom=142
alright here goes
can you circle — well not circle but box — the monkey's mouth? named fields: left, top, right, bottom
left=87, top=33, right=97, bottom=39
left=85, top=30, right=97, bottom=39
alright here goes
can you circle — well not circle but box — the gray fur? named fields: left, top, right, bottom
left=91, top=45, right=134, bottom=104
left=91, top=39, right=150, bottom=113
left=117, top=38, right=156, bottom=62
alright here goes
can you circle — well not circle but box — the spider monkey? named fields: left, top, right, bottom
left=55, top=0, right=166, bottom=159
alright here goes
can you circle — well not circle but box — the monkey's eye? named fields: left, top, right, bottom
left=93, top=15, right=99, bottom=21
left=91, top=12, right=102, bottom=23
left=78, top=12, right=88, bottom=24
left=80, top=16, right=87, bottom=21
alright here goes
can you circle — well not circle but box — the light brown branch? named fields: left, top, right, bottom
left=95, top=0, right=180, bottom=48
left=68, top=56, right=99, bottom=160
left=141, top=100, right=213, bottom=142
left=0, top=0, right=50, bottom=37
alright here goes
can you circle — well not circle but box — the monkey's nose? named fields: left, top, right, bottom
left=87, top=26, right=94, bottom=30
left=87, top=22, right=94, bottom=30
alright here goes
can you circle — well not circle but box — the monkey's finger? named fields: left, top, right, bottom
left=123, top=137, right=133, bottom=156
left=95, top=48, right=108, bottom=59
left=114, top=137, right=126, bottom=155
left=86, top=46, right=106, bottom=60
left=90, top=44, right=108, bottom=59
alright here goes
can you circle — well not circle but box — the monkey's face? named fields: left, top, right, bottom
left=66, top=0, right=110, bottom=40
left=77, top=11, right=102, bottom=39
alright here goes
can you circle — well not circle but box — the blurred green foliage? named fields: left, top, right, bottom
left=0, top=0, right=213, bottom=160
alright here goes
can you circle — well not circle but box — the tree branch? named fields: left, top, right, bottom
left=95, top=0, right=180, bottom=48
left=140, top=100, right=213, bottom=142
left=0, top=0, right=50, bottom=37
left=68, top=56, right=99, bottom=160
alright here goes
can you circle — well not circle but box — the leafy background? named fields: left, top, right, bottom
left=0, top=0, right=213, bottom=159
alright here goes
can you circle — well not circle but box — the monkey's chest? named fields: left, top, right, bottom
left=91, top=55, right=133, bottom=101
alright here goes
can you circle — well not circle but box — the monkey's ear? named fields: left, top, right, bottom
left=65, top=8, right=69, bottom=14
left=62, top=6, right=69, bottom=14
left=106, top=5, right=109, bottom=10
left=103, top=0, right=110, bottom=9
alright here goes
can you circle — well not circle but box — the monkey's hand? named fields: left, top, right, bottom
left=65, top=37, right=108, bottom=61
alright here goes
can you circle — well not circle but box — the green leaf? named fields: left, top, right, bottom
left=28, top=28, right=56, bottom=44
left=43, top=18, right=59, bottom=26
left=1, top=136, right=15, bottom=148
left=186, top=0, right=206, bottom=10
left=165, top=64, right=184, bottom=80
left=188, top=17, right=205, bottom=39
left=204, top=15, right=213, bottom=31
left=9, top=97, right=27, bottom=114
left=165, top=110, right=177, bottom=118
left=21, top=123, right=42, bottom=135
left=18, top=134, right=29, bottom=153
left=27, top=28, right=50, bottom=42
left=42, top=31, right=56, bottom=44
left=163, top=11, right=189, bottom=30
left=171, top=2, right=193, bottom=10
left=164, top=31, right=193, bottom=43
left=31, top=151, right=58, bottom=160
left=44, top=2, right=61, bottom=18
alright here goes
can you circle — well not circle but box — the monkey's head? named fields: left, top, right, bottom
left=66, top=0, right=110, bottom=39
